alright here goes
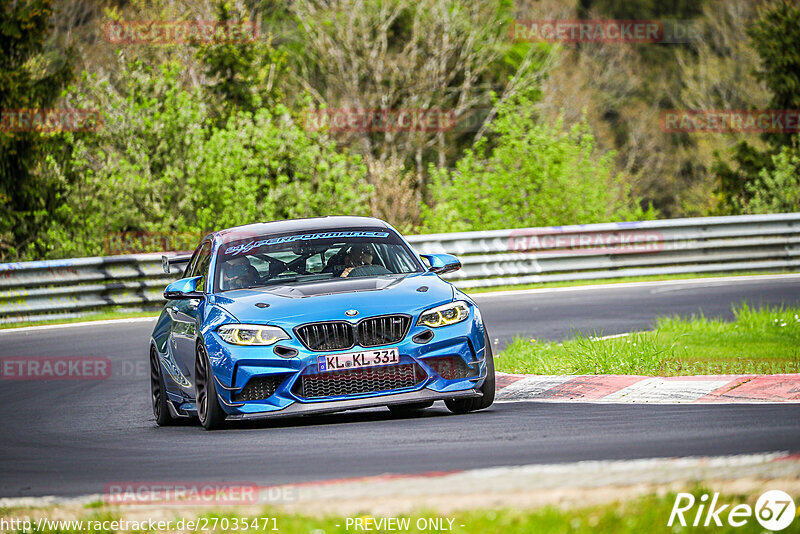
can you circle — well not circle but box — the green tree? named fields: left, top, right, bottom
left=747, top=0, right=800, bottom=145
left=740, top=139, right=800, bottom=214
left=0, top=0, right=75, bottom=260
left=714, top=0, right=800, bottom=212
left=40, top=59, right=210, bottom=258
left=198, top=1, right=287, bottom=122
left=46, top=58, right=371, bottom=258
left=289, top=0, right=549, bottom=185
left=190, top=106, right=372, bottom=231
left=422, top=92, right=653, bottom=233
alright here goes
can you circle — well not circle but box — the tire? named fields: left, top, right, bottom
left=387, top=400, right=434, bottom=415
left=195, top=342, right=227, bottom=430
left=150, top=346, right=178, bottom=426
left=445, top=332, right=496, bottom=414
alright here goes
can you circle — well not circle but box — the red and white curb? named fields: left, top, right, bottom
left=496, top=373, right=800, bottom=403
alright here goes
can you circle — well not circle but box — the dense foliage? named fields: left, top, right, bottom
left=423, top=93, right=652, bottom=232
left=0, top=0, right=798, bottom=261
left=713, top=0, right=800, bottom=214
left=0, top=0, right=75, bottom=259
left=46, top=60, right=370, bottom=258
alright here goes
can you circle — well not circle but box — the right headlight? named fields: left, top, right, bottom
left=417, top=301, right=470, bottom=328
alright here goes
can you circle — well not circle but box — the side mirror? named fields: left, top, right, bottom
left=162, top=253, right=193, bottom=274
left=164, top=276, right=204, bottom=300
left=420, top=253, right=461, bottom=275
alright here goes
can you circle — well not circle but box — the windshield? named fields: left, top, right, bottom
left=214, top=227, right=424, bottom=292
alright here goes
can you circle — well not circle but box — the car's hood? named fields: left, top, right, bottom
left=209, top=272, right=455, bottom=325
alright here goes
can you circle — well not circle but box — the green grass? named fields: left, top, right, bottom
left=1, top=490, right=783, bottom=533
left=462, top=270, right=798, bottom=294
left=496, top=303, right=800, bottom=376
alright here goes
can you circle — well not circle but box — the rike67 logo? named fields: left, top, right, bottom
left=669, top=490, right=796, bottom=531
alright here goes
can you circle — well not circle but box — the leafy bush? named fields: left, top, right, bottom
left=190, top=106, right=371, bottom=232
left=0, top=0, right=75, bottom=261
left=40, top=58, right=370, bottom=258
left=740, top=141, right=800, bottom=214
left=422, top=93, right=653, bottom=233
left=713, top=0, right=800, bottom=212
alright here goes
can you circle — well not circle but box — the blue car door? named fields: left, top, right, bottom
left=169, top=240, right=212, bottom=397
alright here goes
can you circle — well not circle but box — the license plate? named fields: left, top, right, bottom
left=317, top=348, right=399, bottom=372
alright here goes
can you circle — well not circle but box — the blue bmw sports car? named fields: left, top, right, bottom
left=150, top=216, right=495, bottom=429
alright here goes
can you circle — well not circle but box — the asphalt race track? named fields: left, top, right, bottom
left=473, top=274, right=800, bottom=348
left=1, top=275, right=799, bottom=498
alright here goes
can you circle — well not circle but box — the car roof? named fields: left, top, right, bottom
left=212, top=216, right=392, bottom=244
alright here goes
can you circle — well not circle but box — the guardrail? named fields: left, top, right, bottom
left=1, top=213, right=799, bottom=324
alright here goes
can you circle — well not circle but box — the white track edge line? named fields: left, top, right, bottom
left=3, top=273, right=799, bottom=332
left=0, top=316, right=158, bottom=334
left=470, top=273, right=800, bottom=299
left=494, top=397, right=800, bottom=405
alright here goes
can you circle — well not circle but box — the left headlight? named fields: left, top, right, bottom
left=417, top=300, right=471, bottom=328
left=217, top=324, right=290, bottom=346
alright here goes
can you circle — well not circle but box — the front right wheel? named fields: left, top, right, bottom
left=445, top=332, right=495, bottom=414
left=195, top=342, right=227, bottom=430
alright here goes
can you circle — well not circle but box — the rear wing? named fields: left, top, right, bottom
left=161, top=254, right=193, bottom=274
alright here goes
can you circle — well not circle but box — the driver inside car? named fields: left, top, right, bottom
left=340, top=245, right=374, bottom=278
left=222, top=257, right=258, bottom=290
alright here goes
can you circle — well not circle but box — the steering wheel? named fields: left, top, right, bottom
left=285, top=256, right=311, bottom=276
left=252, top=254, right=293, bottom=279
left=346, top=264, right=392, bottom=278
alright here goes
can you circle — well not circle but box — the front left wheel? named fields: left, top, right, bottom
left=150, top=346, right=178, bottom=426
left=195, top=342, right=227, bottom=430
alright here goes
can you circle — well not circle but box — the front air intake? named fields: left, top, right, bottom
left=232, top=375, right=287, bottom=402
left=424, top=356, right=477, bottom=380
left=293, top=363, right=424, bottom=399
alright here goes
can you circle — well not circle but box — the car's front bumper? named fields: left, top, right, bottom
left=198, top=312, right=488, bottom=419
left=225, top=387, right=481, bottom=421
